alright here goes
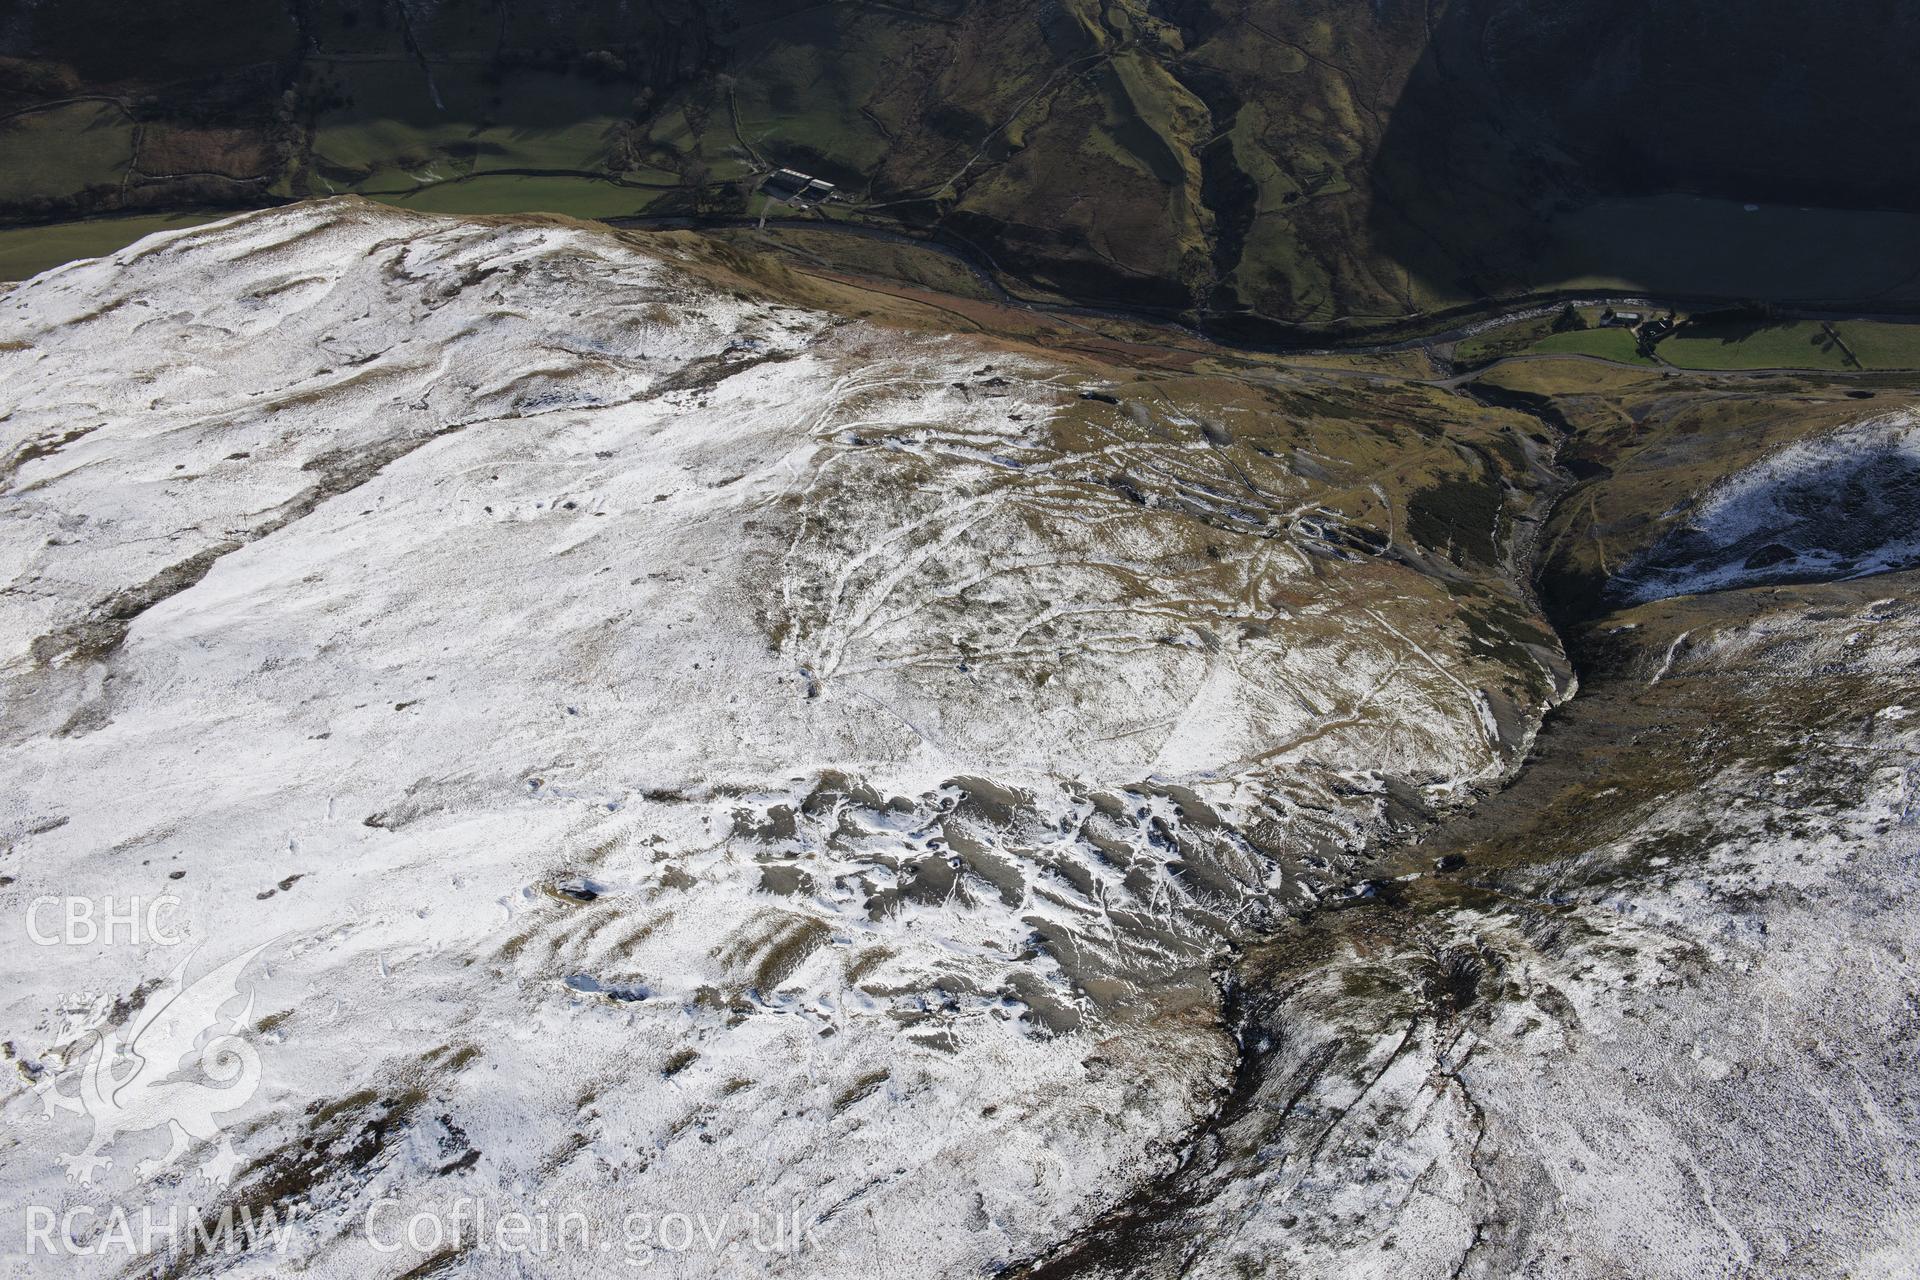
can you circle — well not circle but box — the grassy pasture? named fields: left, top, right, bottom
left=306, top=63, right=640, bottom=192
left=1527, top=327, right=1656, bottom=364
left=1660, top=321, right=1855, bottom=370
left=0, top=212, right=223, bottom=282
left=373, top=176, right=653, bottom=219
left=1464, top=308, right=1920, bottom=373
left=1659, top=319, right=1920, bottom=371
left=1835, top=322, right=1920, bottom=370
left=0, top=102, right=137, bottom=203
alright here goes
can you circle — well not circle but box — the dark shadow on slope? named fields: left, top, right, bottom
left=1366, top=0, right=1920, bottom=312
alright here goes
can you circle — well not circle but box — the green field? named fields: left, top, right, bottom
left=727, top=5, right=905, bottom=178
left=373, top=175, right=657, bottom=219
left=1660, top=321, right=1857, bottom=370
left=1834, top=321, right=1920, bottom=369
left=1452, top=307, right=1624, bottom=367
left=0, top=174, right=659, bottom=282
left=1656, top=319, right=1920, bottom=371
left=1458, top=307, right=1920, bottom=372
left=0, top=101, right=137, bottom=203
left=1527, top=326, right=1656, bottom=364
left=0, top=212, right=225, bottom=282
left=304, top=62, right=657, bottom=194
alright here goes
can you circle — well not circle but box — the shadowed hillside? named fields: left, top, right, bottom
left=1366, top=0, right=1920, bottom=308
left=4, top=0, right=1920, bottom=331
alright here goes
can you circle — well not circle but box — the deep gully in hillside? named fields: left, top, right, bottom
left=994, top=381, right=1594, bottom=1278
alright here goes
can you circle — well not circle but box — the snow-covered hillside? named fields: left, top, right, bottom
left=1617, top=410, right=1920, bottom=602
left=1034, top=575, right=1920, bottom=1278
left=0, top=202, right=1561, bottom=1275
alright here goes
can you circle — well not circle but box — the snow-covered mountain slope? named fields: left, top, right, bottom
left=0, top=202, right=1567, bottom=1275
left=1019, top=573, right=1920, bottom=1280
left=1615, top=409, right=1920, bottom=602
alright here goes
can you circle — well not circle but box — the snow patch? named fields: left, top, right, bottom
left=1618, top=409, right=1920, bottom=601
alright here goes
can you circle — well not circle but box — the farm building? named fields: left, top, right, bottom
left=761, top=169, right=836, bottom=208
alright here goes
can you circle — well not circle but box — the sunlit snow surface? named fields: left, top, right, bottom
left=1617, top=410, right=1920, bottom=602
left=0, top=203, right=1547, bottom=1276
